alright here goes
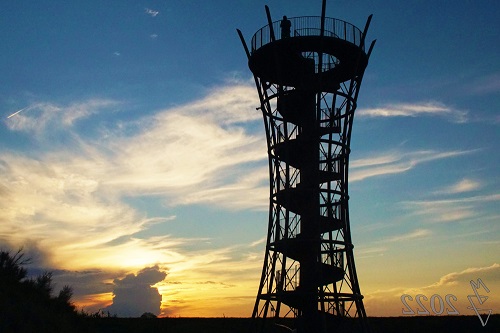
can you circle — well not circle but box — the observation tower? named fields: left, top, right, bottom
left=237, top=1, right=375, bottom=332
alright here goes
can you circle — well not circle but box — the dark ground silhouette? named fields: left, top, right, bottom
left=80, top=316, right=499, bottom=333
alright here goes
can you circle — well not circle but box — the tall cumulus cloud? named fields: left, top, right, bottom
left=105, top=265, right=167, bottom=317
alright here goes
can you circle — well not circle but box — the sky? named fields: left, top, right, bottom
left=1, top=0, right=499, bottom=318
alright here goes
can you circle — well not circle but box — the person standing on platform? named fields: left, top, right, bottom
left=280, top=15, right=291, bottom=38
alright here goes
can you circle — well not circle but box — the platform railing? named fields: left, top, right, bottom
left=251, top=16, right=364, bottom=53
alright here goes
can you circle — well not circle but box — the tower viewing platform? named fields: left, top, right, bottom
left=249, top=16, right=372, bottom=91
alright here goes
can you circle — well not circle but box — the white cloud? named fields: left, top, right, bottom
left=0, top=152, right=183, bottom=270
left=350, top=149, right=476, bottom=182
left=357, top=101, right=468, bottom=123
left=249, top=237, right=266, bottom=248
left=471, top=72, right=500, bottom=95
left=145, top=8, right=159, bottom=17
left=428, top=263, right=500, bottom=288
left=88, top=84, right=266, bottom=207
left=385, top=229, right=432, bottom=242
left=434, top=178, right=482, bottom=195
left=4, top=99, right=119, bottom=133
left=402, top=193, right=500, bottom=223
left=356, top=246, right=387, bottom=259
left=171, top=166, right=268, bottom=209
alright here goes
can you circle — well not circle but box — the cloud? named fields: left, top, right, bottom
left=385, top=229, right=432, bottom=242
left=434, top=178, right=482, bottom=195
left=428, top=263, right=500, bottom=288
left=356, top=246, right=387, bottom=259
left=171, top=166, right=268, bottom=210
left=98, top=84, right=265, bottom=205
left=471, top=72, right=500, bottom=95
left=357, top=101, right=468, bottom=123
left=145, top=8, right=159, bottom=17
left=402, top=193, right=500, bottom=223
left=4, top=99, right=119, bottom=133
left=0, top=152, right=184, bottom=269
left=249, top=237, right=266, bottom=248
left=350, top=149, right=476, bottom=182
left=105, top=265, right=167, bottom=317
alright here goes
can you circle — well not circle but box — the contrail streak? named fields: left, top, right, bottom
left=7, top=106, right=30, bottom=119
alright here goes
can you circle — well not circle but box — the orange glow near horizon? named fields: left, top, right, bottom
left=156, top=278, right=257, bottom=317
left=68, top=261, right=500, bottom=318
left=70, top=267, right=500, bottom=318
left=74, top=292, right=113, bottom=314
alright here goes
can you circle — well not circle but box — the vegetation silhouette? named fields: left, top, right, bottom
left=0, top=249, right=80, bottom=332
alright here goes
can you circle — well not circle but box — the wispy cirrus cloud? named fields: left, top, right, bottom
left=357, top=101, right=468, bottom=123
left=100, top=84, right=265, bottom=204
left=171, top=166, right=268, bottom=209
left=356, top=246, right=387, bottom=259
left=402, top=193, right=500, bottom=223
left=470, top=72, right=500, bottom=95
left=433, top=178, right=482, bottom=195
left=4, top=99, right=119, bottom=133
left=0, top=151, right=180, bottom=269
left=385, top=229, right=432, bottom=242
left=350, top=149, right=476, bottom=182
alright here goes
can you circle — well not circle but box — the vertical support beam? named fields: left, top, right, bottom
left=360, top=14, right=373, bottom=50
left=320, top=0, right=327, bottom=38
left=265, top=5, right=276, bottom=42
left=236, top=29, right=251, bottom=59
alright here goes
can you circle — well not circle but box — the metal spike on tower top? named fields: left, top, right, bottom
left=237, top=0, right=376, bottom=332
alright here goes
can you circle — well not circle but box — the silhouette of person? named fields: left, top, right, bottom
left=280, top=15, right=291, bottom=38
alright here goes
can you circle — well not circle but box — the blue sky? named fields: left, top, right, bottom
left=1, top=0, right=499, bottom=317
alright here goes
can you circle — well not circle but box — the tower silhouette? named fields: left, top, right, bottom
left=238, top=1, right=375, bottom=332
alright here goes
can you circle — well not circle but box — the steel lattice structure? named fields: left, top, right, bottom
left=238, top=2, right=375, bottom=332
